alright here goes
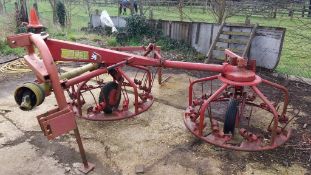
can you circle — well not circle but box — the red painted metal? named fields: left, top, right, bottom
left=188, top=75, right=219, bottom=106
left=24, top=54, right=49, bottom=82
left=37, top=106, right=76, bottom=140
left=8, top=29, right=293, bottom=171
left=184, top=52, right=291, bottom=151
left=163, top=60, right=225, bottom=72
left=30, top=34, right=68, bottom=110
left=261, top=78, right=289, bottom=120
left=63, top=68, right=107, bottom=87
left=9, top=33, right=94, bottom=173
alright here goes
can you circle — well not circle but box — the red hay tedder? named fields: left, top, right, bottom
left=6, top=9, right=293, bottom=173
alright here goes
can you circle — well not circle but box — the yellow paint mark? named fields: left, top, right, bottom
left=61, top=49, right=88, bottom=60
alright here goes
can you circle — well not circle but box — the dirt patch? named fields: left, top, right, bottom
left=0, top=55, right=19, bottom=64
left=29, top=132, right=120, bottom=175
left=247, top=71, right=311, bottom=171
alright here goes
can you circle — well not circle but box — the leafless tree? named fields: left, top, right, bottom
left=63, top=0, right=85, bottom=28
left=130, top=0, right=135, bottom=15
left=48, top=0, right=57, bottom=24
left=179, top=0, right=184, bottom=21
left=65, top=1, right=72, bottom=28
left=209, top=0, right=238, bottom=23
left=84, top=0, right=92, bottom=19
left=139, top=0, right=143, bottom=15
left=0, top=1, right=3, bottom=14
left=0, top=0, right=12, bottom=14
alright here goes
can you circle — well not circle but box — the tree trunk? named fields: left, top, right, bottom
left=203, top=0, right=208, bottom=14
left=84, top=0, right=91, bottom=19
left=3, top=0, right=6, bottom=13
left=149, top=9, right=153, bottom=20
left=130, top=0, right=134, bottom=15
left=0, top=1, right=3, bottom=14
left=179, top=0, right=184, bottom=21
left=309, top=0, right=311, bottom=17
left=20, top=0, right=28, bottom=23
left=49, top=0, right=57, bottom=24
left=33, top=2, right=39, bottom=18
left=190, top=0, right=193, bottom=12
left=84, top=0, right=92, bottom=28
left=139, top=0, right=143, bottom=15
left=218, top=0, right=226, bottom=23
left=288, top=3, right=293, bottom=18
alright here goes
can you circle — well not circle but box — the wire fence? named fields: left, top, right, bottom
left=118, top=0, right=311, bottom=19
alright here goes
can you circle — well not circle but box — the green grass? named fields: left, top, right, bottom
left=0, top=42, right=24, bottom=56
left=106, top=36, right=118, bottom=47
left=0, top=1, right=310, bottom=78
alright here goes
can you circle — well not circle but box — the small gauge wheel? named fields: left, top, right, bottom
left=99, top=81, right=121, bottom=114
left=223, top=99, right=239, bottom=134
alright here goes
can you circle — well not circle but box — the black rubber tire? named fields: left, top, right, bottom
left=99, top=82, right=121, bottom=114
left=223, top=99, right=239, bottom=134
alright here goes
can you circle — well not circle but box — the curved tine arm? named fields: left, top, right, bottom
left=30, top=34, right=68, bottom=109
left=199, top=84, right=228, bottom=136
left=261, top=79, right=289, bottom=117
left=188, top=75, right=219, bottom=106
left=130, top=65, right=152, bottom=91
left=76, top=80, right=89, bottom=116
left=118, top=69, right=139, bottom=113
left=153, top=50, right=162, bottom=85
left=251, top=86, right=279, bottom=145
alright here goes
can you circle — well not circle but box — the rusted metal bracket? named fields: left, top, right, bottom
left=37, top=106, right=95, bottom=173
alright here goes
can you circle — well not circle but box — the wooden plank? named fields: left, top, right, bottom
left=214, top=57, right=226, bottom=61
left=225, top=23, right=256, bottom=28
left=222, top=31, right=250, bottom=36
left=218, top=38, right=248, bottom=45
left=187, top=22, right=193, bottom=45
left=195, top=23, right=201, bottom=44
left=204, top=22, right=225, bottom=63
left=242, top=24, right=258, bottom=57
left=214, top=46, right=244, bottom=53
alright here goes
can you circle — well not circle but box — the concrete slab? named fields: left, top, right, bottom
left=0, top=115, right=24, bottom=146
left=4, top=96, right=58, bottom=132
left=0, top=142, right=65, bottom=175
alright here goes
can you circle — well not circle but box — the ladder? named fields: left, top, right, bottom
left=204, top=23, right=258, bottom=63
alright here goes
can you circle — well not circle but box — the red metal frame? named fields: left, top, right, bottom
left=184, top=74, right=291, bottom=151
left=7, top=32, right=292, bottom=171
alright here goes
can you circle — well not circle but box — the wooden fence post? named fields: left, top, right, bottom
left=273, top=6, right=277, bottom=18
left=149, top=8, right=153, bottom=20
left=139, top=0, right=143, bottom=15
left=288, top=3, right=293, bottom=18
left=0, top=1, right=3, bottom=14
left=203, top=0, right=208, bottom=14
left=179, top=0, right=184, bottom=21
